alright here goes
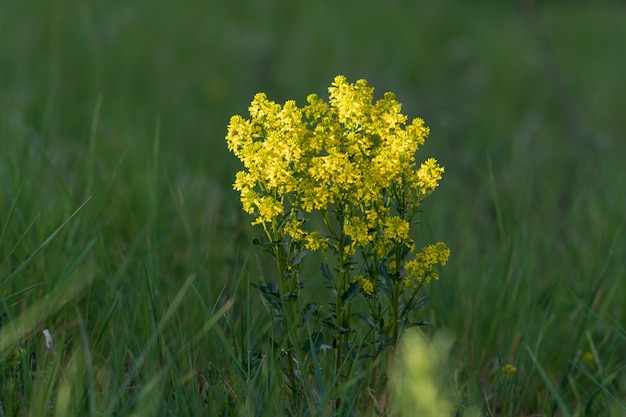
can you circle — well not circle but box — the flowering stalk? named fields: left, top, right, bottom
left=226, top=76, right=450, bottom=401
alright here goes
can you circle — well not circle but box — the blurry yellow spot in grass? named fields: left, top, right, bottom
left=502, top=363, right=517, bottom=379
left=391, top=330, right=454, bottom=417
left=580, top=352, right=595, bottom=370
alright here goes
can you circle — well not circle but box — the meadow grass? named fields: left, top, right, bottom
left=1, top=0, right=625, bottom=415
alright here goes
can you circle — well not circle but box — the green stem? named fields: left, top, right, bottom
left=334, top=206, right=350, bottom=379
left=334, top=251, right=345, bottom=378
left=392, top=281, right=400, bottom=348
left=391, top=243, right=403, bottom=348
left=398, top=279, right=425, bottom=323
left=267, top=220, right=299, bottom=393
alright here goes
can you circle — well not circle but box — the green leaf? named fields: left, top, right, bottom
left=320, top=263, right=333, bottom=281
left=302, top=331, right=324, bottom=355
left=302, top=303, right=319, bottom=323
left=527, top=346, right=573, bottom=417
left=357, top=314, right=377, bottom=330
left=406, top=320, right=431, bottom=327
left=291, top=250, right=308, bottom=267
left=341, top=280, right=359, bottom=302
left=250, top=282, right=281, bottom=309
left=410, top=296, right=431, bottom=309
left=336, top=326, right=351, bottom=335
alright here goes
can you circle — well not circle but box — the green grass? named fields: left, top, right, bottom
left=1, top=0, right=625, bottom=415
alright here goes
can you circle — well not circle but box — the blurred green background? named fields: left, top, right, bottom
left=3, top=0, right=624, bottom=295
left=3, top=0, right=624, bottom=178
left=1, top=0, right=625, bottom=414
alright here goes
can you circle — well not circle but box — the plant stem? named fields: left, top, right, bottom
left=398, top=280, right=425, bottom=323
left=267, top=221, right=298, bottom=395
left=392, top=281, right=400, bottom=349
left=334, top=206, right=349, bottom=380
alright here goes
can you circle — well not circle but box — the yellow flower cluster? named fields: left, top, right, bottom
left=502, top=363, right=517, bottom=379
left=226, top=76, right=445, bottom=254
left=405, top=242, right=451, bottom=285
left=355, top=275, right=375, bottom=296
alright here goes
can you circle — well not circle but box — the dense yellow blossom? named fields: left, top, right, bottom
left=405, top=242, right=450, bottom=284
left=413, top=158, right=445, bottom=197
left=384, top=216, right=411, bottom=243
left=344, top=217, right=372, bottom=247
left=356, top=275, right=375, bottom=296
left=252, top=196, right=284, bottom=225
left=226, top=75, right=449, bottom=297
left=283, top=220, right=307, bottom=241
left=227, top=77, right=451, bottom=376
left=226, top=76, right=438, bottom=230
left=304, top=231, right=329, bottom=251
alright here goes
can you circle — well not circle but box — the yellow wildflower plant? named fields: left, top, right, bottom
left=226, top=76, right=441, bottom=231
left=226, top=76, right=450, bottom=397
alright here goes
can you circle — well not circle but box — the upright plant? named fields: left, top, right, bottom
left=226, top=76, right=449, bottom=407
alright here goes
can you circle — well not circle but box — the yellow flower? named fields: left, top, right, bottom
left=580, top=352, right=595, bottom=370
left=239, top=188, right=258, bottom=215
left=413, top=158, right=444, bottom=197
left=283, top=220, right=307, bottom=241
left=384, top=216, right=410, bottom=243
left=344, top=217, right=372, bottom=247
left=226, top=75, right=449, bottom=289
left=502, top=364, right=517, bottom=379
left=405, top=242, right=450, bottom=284
left=355, top=275, right=375, bottom=296
left=252, top=196, right=283, bottom=225
left=328, top=75, right=375, bottom=128
left=304, top=231, right=329, bottom=251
